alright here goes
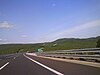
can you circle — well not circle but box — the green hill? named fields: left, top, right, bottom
left=0, top=36, right=100, bottom=55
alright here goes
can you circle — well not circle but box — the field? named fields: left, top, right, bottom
left=0, top=36, right=100, bottom=55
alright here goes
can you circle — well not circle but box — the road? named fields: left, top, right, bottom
left=0, top=53, right=100, bottom=75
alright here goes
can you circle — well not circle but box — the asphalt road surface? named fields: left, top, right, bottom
left=0, top=53, right=100, bottom=75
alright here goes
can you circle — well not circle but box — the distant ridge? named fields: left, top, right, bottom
left=0, top=36, right=100, bottom=55
left=53, top=36, right=100, bottom=43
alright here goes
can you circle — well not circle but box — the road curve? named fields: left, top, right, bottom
left=0, top=53, right=100, bottom=75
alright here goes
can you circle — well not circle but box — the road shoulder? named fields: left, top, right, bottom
left=26, top=53, right=100, bottom=68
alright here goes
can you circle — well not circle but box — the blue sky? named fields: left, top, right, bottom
left=0, top=0, right=100, bottom=44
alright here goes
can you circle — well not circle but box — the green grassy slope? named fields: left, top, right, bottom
left=45, top=38, right=97, bottom=51
left=0, top=36, right=100, bottom=55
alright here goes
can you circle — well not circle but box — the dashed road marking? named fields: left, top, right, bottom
left=0, top=62, right=9, bottom=70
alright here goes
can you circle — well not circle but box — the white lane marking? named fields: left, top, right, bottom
left=14, top=57, right=16, bottom=59
left=24, top=55, right=64, bottom=75
left=0, top=62, right=9, bottom=70
left=26, top=53, right=37, bottom=56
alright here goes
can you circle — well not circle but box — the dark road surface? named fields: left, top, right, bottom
left=0, top=53, right=100, bottom=75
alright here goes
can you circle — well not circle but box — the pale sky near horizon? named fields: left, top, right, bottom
left=0, top=0, right=100, bottom=44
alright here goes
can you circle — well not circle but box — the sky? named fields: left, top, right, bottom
left=0, top=0, right=100, bottom=44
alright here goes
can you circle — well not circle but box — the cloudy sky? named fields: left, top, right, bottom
left=0, top=0, right=100, bottom=44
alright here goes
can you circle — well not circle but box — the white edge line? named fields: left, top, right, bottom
left=24, top=54, right=64, bottom=75
left=0, top=62, right=9, bottom=70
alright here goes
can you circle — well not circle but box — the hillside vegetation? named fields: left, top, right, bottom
left=0, top=36, right=100, bottom=55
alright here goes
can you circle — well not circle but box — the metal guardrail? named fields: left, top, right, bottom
left=37, top=48, right=100, bottom=63
left=47, top=48, right=100, bottom=52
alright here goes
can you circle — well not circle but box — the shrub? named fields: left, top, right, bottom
left=96, top=39, right=100, bottom=47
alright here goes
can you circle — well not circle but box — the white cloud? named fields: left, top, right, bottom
left=0, top=21, right=14, bottom=29
left=43, top=20, right=100, bottom=40
left=0, top=38, right=7, bottom=41
left=21, top=35, right=27, bottom=38
left=0, top=39, right=2, bottom=41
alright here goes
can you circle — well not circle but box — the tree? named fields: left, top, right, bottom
left=96, top=39, right=100, bottom=47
